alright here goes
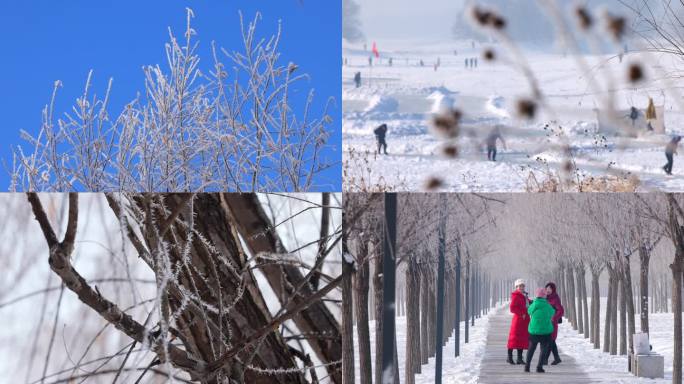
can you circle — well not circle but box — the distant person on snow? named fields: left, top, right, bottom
left=354, top=72, right=361, bottom=88
left=374, top=123, right=389, bottom=155
left=664, top=136, right=682, bottom=175
left=485, top=126, right=507, bottom=161
left=507, top=279, right=531, bottom=365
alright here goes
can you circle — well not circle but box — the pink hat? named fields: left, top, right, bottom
left=535, top=287, right=547, bottom=298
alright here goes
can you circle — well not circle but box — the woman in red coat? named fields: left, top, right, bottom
left=542, top=281, right=564, bottom=365
left=507, top=278, right=531, bottom=364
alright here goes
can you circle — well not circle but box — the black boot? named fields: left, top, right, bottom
left=506, top=349, right=515, bottom=365
left=536, top=366, right=545, bottom=373
left=524, top=365, right=530, bottom=372
left=516, top=349, right=525, bottom=365
left=551, top=358, right=562, bottom=365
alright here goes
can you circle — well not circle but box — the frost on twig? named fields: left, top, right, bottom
left=11, top=9, right=335, bottom=192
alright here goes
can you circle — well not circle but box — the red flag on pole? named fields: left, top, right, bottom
left=372, top=41, right=379, bottom=58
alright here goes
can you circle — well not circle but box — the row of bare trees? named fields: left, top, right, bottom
left=342, top=193, right=510, bottom=384
left=343, top=193, right=684, bottom=384
left=500, top=194, right=684, bottom=384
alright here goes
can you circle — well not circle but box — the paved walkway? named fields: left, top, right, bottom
left=478, top=307, right=598, bottom=383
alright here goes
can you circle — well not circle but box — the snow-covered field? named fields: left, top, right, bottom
left=343, top=40, right=684, bottom=191
left=353, top=304, right=500, bottom=384
left=558, top=297, right=680, bottom=383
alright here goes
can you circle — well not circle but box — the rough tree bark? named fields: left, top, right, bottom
left=29, top=193, right=334, bottom=384
left=354, top=235, right=372, bottom=384
left=223, top=194, right=342, bottom=383
left=639, top=244, right=650, bottom=334
left=342, top=226, right=355, bottom=384
left=591, top=269, right=601, bottom=349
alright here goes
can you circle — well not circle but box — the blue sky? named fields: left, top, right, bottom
left=0, top=0, right=341, bottom=191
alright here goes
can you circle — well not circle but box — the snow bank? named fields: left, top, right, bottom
left=354, top=305, right=502, bottom=384
left=486, top=95, right=509, bottom=118
left=365, top=94, right=399, bottom=114
left=427, top=90, right=456, bottom=114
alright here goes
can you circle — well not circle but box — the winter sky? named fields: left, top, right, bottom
left=359, top=0, right=464, bottom=40
left=0, top=0, right=341, bottom=191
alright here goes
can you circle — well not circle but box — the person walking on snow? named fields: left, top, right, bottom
left=485, top=126, right=507, bottom=161
left=525, top=288, right=555, bottom=373
left=507, top=279, right=531, bottom=365
left=541, top=282, right=564, bottom=366
left=374, top=123, right=389, bottom=155
left=354, top=72, right=361, bottom=88
left=664, top=136, right=682, bottom=175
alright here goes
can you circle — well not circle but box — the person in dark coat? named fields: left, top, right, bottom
left=485, top=126, right=507, bottom=161
left=664, top=136, right=682, bottom=175
left=374, top=124, right=389, bottom=155
left=354, top=72, right=362, bottom=88
left=541, top=282, right=564, bottom=365
left=507, top=279, right=531, bottom=365
left=525, top=288, right=555, bottom=373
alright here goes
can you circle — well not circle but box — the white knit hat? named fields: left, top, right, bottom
left=514, top=278, right=526, bottom=288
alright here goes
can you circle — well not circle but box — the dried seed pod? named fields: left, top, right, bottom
left=471, top=6, right=506, bottom=30
left=430, top=108, right=462, bottom=139
left=516, top=99, right=537, bottom=119
left=606, top=14, right=626, bottom=40
left=575, top=7, right=593, bottom=30
left=562, top=160, right=574, bottom=173
left=628, top=63, right=644, bottom=83
left=441, top=144, right=459, bottom=158
left=424, top=177, right=444, bottom=191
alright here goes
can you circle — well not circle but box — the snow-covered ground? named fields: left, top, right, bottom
left=343, top=39, right=684, bottom=191
left=353, top=304, right=501, bottom=384
left=558, top=297, right=679, bottom=383
left=353, top=298, right=679, bottom=383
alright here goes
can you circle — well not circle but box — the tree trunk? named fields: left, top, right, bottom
left=464, top=255, right=470, bottom=344
left=604, top=265, right=614, bottom=353
left=421, top=263, right=429, bottom=365
left=580, top=267, right=590, bottom=339
left=381, top=193, right=397, bottom=384
left=624, top=254, right=636, bottom=356
left=223, top=194, right=341, bottom=383
left=136, top=194, right=307, bottom=383
left=566, top=267, right=576, bottom=329
left=639, top=244, right=650, bottom=334
left=610, top=268, right=619, bottom=355
left=619, top=271, right=627, bottom=355
left=405, top=258, right=418, bottom=384
left=342, top=233, right=355, bottom=384
left=575, top=266, right=584, bottom=334
left=354, top=237, right=372, bottom=384
left=591, top=270, right=601, bottom=349
left=373, top=236, right=384, bottom=384
left=454, top=247, right=461, bottom=357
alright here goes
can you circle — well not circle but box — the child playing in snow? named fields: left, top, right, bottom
left=374, top=124, right=389, bottom=155
left=664, top=136, right=682, bottom=175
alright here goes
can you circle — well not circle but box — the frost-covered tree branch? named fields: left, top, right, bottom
left=11, top=9, right=336, bottom=192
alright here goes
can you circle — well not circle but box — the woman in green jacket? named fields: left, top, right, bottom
left=525, top=288, right=556, bottom=373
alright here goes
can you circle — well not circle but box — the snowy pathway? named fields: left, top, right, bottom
left=478, top=307, right=601, bottom=383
